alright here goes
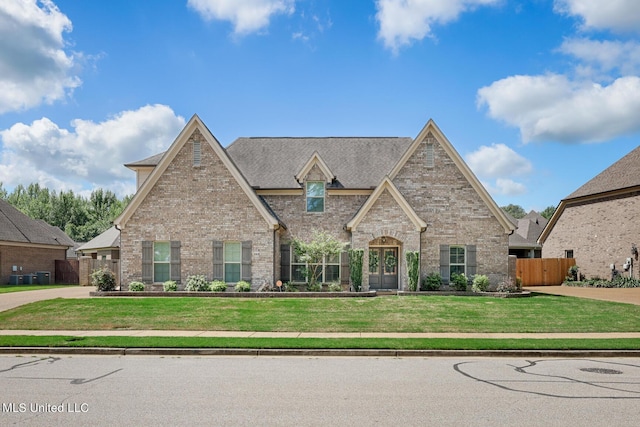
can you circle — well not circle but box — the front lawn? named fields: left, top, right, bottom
left=2, top=293, right=640, bottom=333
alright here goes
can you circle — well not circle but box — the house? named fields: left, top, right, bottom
left=115, top=115, right=514, bottom=290
left=539, top=145, right=640, bottom=280
left=76, top=226, right=120, bottom=260
left=508, top=211, right=547, bottom=258
left=0, top=198, right=75, bottom=284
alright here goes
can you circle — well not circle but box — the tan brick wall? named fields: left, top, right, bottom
left=542, top=192, right=640, bottom=280
left=392, top=133, right=509, bottom=284
left=0, top=244, right=66, bottom=284
left=120, top=129, right=275, bottom=288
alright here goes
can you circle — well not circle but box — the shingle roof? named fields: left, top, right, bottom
left=567, top=145, right=640, bottom=199
left=76, top=226, right=120, bottom=251
left=509, top=211, right=547, bottom=249
left=0, top=199, right=75, bottom=247
left=124, top=152, right=166, bottom=168
left=225, top=137, right=414, bottom=189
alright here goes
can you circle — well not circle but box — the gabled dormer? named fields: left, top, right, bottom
left=295, top=151, right=335, bottom=185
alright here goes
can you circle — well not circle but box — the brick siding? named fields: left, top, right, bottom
left=1, top=244, right=66, bottom=284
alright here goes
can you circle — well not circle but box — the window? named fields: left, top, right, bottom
left=450, top=246, right=466, bottom=276
left=224, top=242, right=241, bottom=283
left=291, top=247, right=341, bottom=283
left=154, top=241, right=171, bottom=282
left=425, top=140, right=434, bottom=168
left=306, top=181, right=325, bottom=212
left=565, top=250, right=574, bottom=259
left=193, top=141, right=201, bottom=167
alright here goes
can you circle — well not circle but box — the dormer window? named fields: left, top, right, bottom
left=306, top=181, right=325, bottom=212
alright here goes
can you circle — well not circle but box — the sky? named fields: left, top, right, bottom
left=1, top=0, right=639, bottom=212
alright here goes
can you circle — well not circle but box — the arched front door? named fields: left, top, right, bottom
left=369, top=247, right=398, bottom=290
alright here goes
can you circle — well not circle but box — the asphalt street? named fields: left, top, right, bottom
left=1, top=355, right=640, bottom=426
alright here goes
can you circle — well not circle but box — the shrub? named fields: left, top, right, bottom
left=306, top=282, right=322, bottom=292
left=471, top=275, right=490, bottom=293
left=283, top=282, right=298, bottom=292
left=128, top=281, right=145, bottom=292
left=234, top=281, right=251, bottom=292
left=422, top=272, right=442, bottom=291
left=185, top=275, right=210, bottom=292
left=327, top=282, right=342, bottom=292
left=348, top=248, right=364, bottom=292
left=163, top=280, right=178, bottom=292
left=496, top=278, right=520, bottom=293
left=450, top=273, right=468, bottom=292
left=91, top=267, right=116, bottom=291
left=210, top=280, right=228, bottom=292
left=405, top=251, right=420, bottom=291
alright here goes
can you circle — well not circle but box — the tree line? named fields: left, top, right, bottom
left=500, top=203, right=555, bottom=220
left=0, top=182, right=131, bottom=242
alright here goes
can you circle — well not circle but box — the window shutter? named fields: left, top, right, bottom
left=142, top=241, right=153, bottom=284
left=340, top=251, right=350, bottom=285
left=439, top=244, right=450, bottom=283
left=242, top=241, right=252, bottom=282
left=213, top=241, right=223, bottom=281
left=280, top=244, right=291, bottom=282
left=466, top=245, right=477, bottom=277
left=170, top=241, right=181, bottom=283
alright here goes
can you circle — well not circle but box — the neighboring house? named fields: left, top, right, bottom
left=539, top=145, right=640, bottom=279
left=0, top=198, right=75, bottom=284
left=115, top=115, right=514, bottom=290
left=76, top=226, right=120, bottom=260
left=508, top=211, right=547, bottom=258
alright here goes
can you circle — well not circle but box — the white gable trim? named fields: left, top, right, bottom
left=115, top=114, right=280, bottom=230
left=346, top=177, right=427, bottom=232
left=389, top=119, right=514, bottom=234
left=295, top=151, right=335, bottom=184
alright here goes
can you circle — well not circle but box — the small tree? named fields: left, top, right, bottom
left=348, top=248, right=364, bottom=292
left=292, top=231, right=346, bottom=288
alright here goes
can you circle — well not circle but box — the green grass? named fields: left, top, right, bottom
left=2, top=293, right=640, bottom=333
left=0, top=284, right=77, bottom=294
left=0, top=335, right=639, bottom=350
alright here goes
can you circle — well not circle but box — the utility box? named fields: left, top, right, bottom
left=36, top=271, right=51, bottom=285
left=23, top=274, right=37, bottom=285
left=9, top=275, right=23, bottom=285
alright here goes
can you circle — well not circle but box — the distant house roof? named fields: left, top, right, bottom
left=124, top=151, right=166, bottom=168
left=567, top=145, right=640, bottom=200
left=76, top=226, right=120, bottom=253
left=509, top=211, right=547, bottom=250
left=0, top=199, right=74, bottom=247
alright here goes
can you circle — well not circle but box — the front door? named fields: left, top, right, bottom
left=368, top=247, right=398, bottom=290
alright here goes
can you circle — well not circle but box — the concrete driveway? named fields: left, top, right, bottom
left=525, top=285, right=640, bottom=305
left=0, top=286, right=92, bottom=312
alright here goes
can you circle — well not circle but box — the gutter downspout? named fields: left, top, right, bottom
left=115, top=223, right=122, bottom=291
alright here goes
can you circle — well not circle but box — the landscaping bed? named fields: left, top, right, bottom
left=91, top=290, right=377, bottom=298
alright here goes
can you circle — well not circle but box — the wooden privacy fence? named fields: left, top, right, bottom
left=516, top=258, right=576, bottom=287
left=55, top=260, right=79, bottom=284
left=79, top=259, right=120, bottom=287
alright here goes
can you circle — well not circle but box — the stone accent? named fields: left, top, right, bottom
left=120, top=129, right=275, bottom=288
left=392, top=133, right=509, bottom=284
left=542, top=192, right=640, bottom=280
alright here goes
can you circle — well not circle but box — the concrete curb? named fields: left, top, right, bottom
left=2, top=347, right=640, bottom=358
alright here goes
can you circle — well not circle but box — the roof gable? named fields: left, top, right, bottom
left=77, top=226, right=120, bottom=252
left=115, top=114, right=280, bottom=230
left=346, top=177, right=426, bottom=232
left=389, top=119, right=514, bottom=234
left=295, top=151, right=335, bottom=184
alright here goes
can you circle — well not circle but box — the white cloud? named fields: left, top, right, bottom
left=559, top=38, right=640, bottom=76
left=554, top=0, right=640, bottom=32
left=0, top=105, right=185, bottom=196
left=466, top=143, right=532, bottom=178
left=477, top=74, right=640, bottom=143
left=188, top=0, right=295, bottom=35
left=0, top=0, right=81, bottom=113
left=494, top=178, right=527, bottom=196
left=375, top=0, right=501, bottom=52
